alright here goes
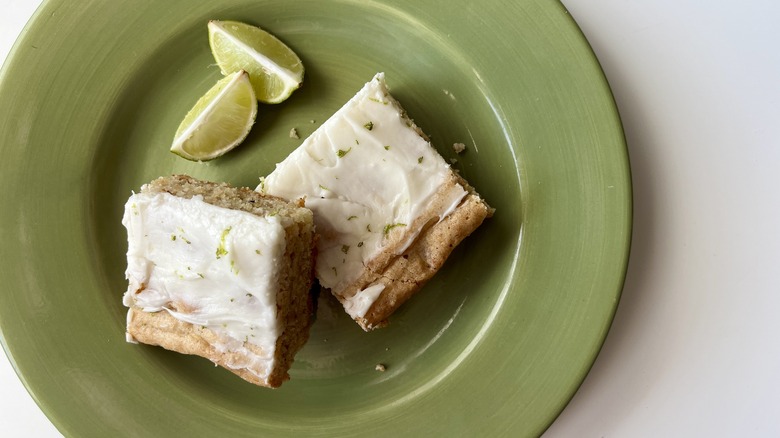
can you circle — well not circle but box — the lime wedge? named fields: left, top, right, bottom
left=208, top=20, right=304, bottom=104
left=171, top=70, right=258, bottom=161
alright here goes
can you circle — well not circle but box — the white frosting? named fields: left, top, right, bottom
left=343, top=283, right=386, bottom=319
left=121, top=192, right=286, bottom=383
left=262, top=72, right=466, bottom=315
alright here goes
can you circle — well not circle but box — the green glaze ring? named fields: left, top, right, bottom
left=0, top=0, right=631, bottom=436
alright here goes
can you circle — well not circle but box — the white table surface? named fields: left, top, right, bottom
left=2, top=1, right=779, bottom=436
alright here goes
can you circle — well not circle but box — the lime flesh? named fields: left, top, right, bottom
left=170, top=70, right=258, bottom=161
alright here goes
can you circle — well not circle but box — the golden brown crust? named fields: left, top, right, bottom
left=268, top=218, right=316, bottom=385
left=359, top=192, right=490, bottom=330
left=142, top=174, right=311, bottom=227
left=127, top=308, right=279, bottom=387
left=333, top=172, right=492, bottom=331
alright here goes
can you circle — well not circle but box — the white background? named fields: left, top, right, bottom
left=2, top=1, right=779, bottom=436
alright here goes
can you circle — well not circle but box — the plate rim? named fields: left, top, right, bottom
left=0, top=0, right=632, bottom=435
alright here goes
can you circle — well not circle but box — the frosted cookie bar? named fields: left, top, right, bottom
left=261, top=73, right=492, bottom=331
left=122, top=175, right=315, bottom=388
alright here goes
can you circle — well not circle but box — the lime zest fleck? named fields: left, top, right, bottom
left=337, top=147, right=352, bottom=158
left=384, top=145, right=390, bottom=151
left=418, top=156, right=424, bottom=164
left=341, top=244, right=350, bottom=254
left=383, top=223, right=407, bottom=235
left=216, top=226, right=232, bottom=259
left=347, top=215, right=358, bottom=221
left=357, top=241, right=364, bottom=247
left=364, top=121, right=374, bottom=130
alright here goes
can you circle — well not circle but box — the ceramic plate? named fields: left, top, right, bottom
left=0, top=0, right=630, bottom=436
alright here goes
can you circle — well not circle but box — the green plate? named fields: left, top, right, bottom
left=0, top=0, right=630, bottom=436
